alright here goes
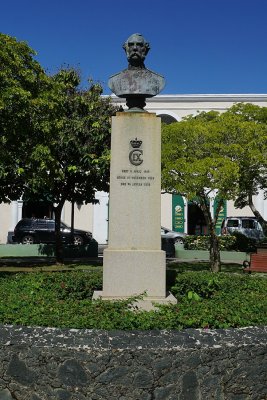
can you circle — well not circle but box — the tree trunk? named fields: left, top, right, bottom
left=54, top=201, right=65, bottom=265
left=209, top=226, right=221, bottom=272
left=71, top=200, right=74, bottom=243
left=198, top=194, right=221, bottom=272
left=248, top=194, right=267, bottom=235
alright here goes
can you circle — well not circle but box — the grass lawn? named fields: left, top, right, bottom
left=0, top=261, right=266, bottom=330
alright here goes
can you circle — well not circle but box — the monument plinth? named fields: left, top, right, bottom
left=93, top=34, right=177, bottom=309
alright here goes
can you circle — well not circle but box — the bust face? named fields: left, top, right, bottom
left=123, top=33, right=150, bottom=67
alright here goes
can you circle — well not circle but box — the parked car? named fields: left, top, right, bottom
left=221, top=217, right=265, bottom=241
left=12, top=218, right=93, bottom=245
left=161, top=226, right=186, bottom=244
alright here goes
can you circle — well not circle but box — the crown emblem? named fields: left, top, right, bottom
left=130, top=138, right=142, bottom=148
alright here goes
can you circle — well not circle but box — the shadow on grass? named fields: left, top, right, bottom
left=0, top=259, right=242, bottom=290
left=167, top=261, right=242, bottom=272
left=0, top=263, right=103, bottom=274
left=37, top=241, right=99, bottom=258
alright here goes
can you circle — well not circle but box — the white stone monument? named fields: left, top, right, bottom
left=93, top=34, right=177, bottom=309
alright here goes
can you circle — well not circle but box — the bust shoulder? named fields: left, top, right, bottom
left=108, top=68, right=165, bottom=98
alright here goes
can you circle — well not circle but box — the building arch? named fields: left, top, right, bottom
left=156, top=110, right=181, bottom=123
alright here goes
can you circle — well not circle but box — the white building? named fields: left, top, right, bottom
left=1, top=94, right=267, bottom=244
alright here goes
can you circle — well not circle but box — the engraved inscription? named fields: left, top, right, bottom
left=116, top=169, right=155, bottom=188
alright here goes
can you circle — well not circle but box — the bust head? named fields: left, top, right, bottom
left=109, top=33, right=165, bottom=110
left=123, top=33, right=150, bottom=68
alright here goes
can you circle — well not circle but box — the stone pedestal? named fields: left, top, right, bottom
left=93, top=112, right=176, bottom=309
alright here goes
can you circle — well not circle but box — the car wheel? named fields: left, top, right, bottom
left=21, top=235, right=34, bottom=245
left=175, top=237, right=184, bottom=244
left=73, top=235, right=83, bottom=246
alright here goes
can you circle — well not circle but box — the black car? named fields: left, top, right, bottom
left=12, top=218, right=93, bottom=245
left=161, top=227, right=186, bottom=244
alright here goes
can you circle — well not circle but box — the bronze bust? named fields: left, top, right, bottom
left=108, top=33, right=165, bottom=111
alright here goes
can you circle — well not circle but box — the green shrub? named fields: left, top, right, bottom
left=0, top=270, right=266, bottom=330
left=169, top=271, right=267, bottom=328
left=171, top=271, right=260, bottom=299
left=184, top=235, right=236, bottom=251
left=229, top=232, right=257, bottom=253
left=183, top=234, right=258, bottom=252
left=55, top=271, right=103, bottom=300
left=218, top=235, right=237, bottom=250
left=24, top=270, right=103, bottom=300
left=184, top=235, right=210, bottom=250
left=171, top=271, right=226, bottom=299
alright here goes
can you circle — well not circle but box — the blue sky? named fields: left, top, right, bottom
left=1, top=0, right=267, bottom=94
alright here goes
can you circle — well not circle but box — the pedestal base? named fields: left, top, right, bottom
left=93, top=249, right=177, bottom=310
left=92, top=290, right=177, bottom=311
left=104, top=249, right=166, bottom=297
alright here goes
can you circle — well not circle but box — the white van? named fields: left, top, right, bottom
left=221, top=217, right=265, bottom=241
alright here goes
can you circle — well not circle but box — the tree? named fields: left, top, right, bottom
left=161, top=112, right=242, bottom=272
left=21, top=68, right=116, bottom=263
left=0, top=33, right=48, bottom=202
left=224, top=103, right=267, bottom=234
left=0, top=34, right=116, bottom=263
